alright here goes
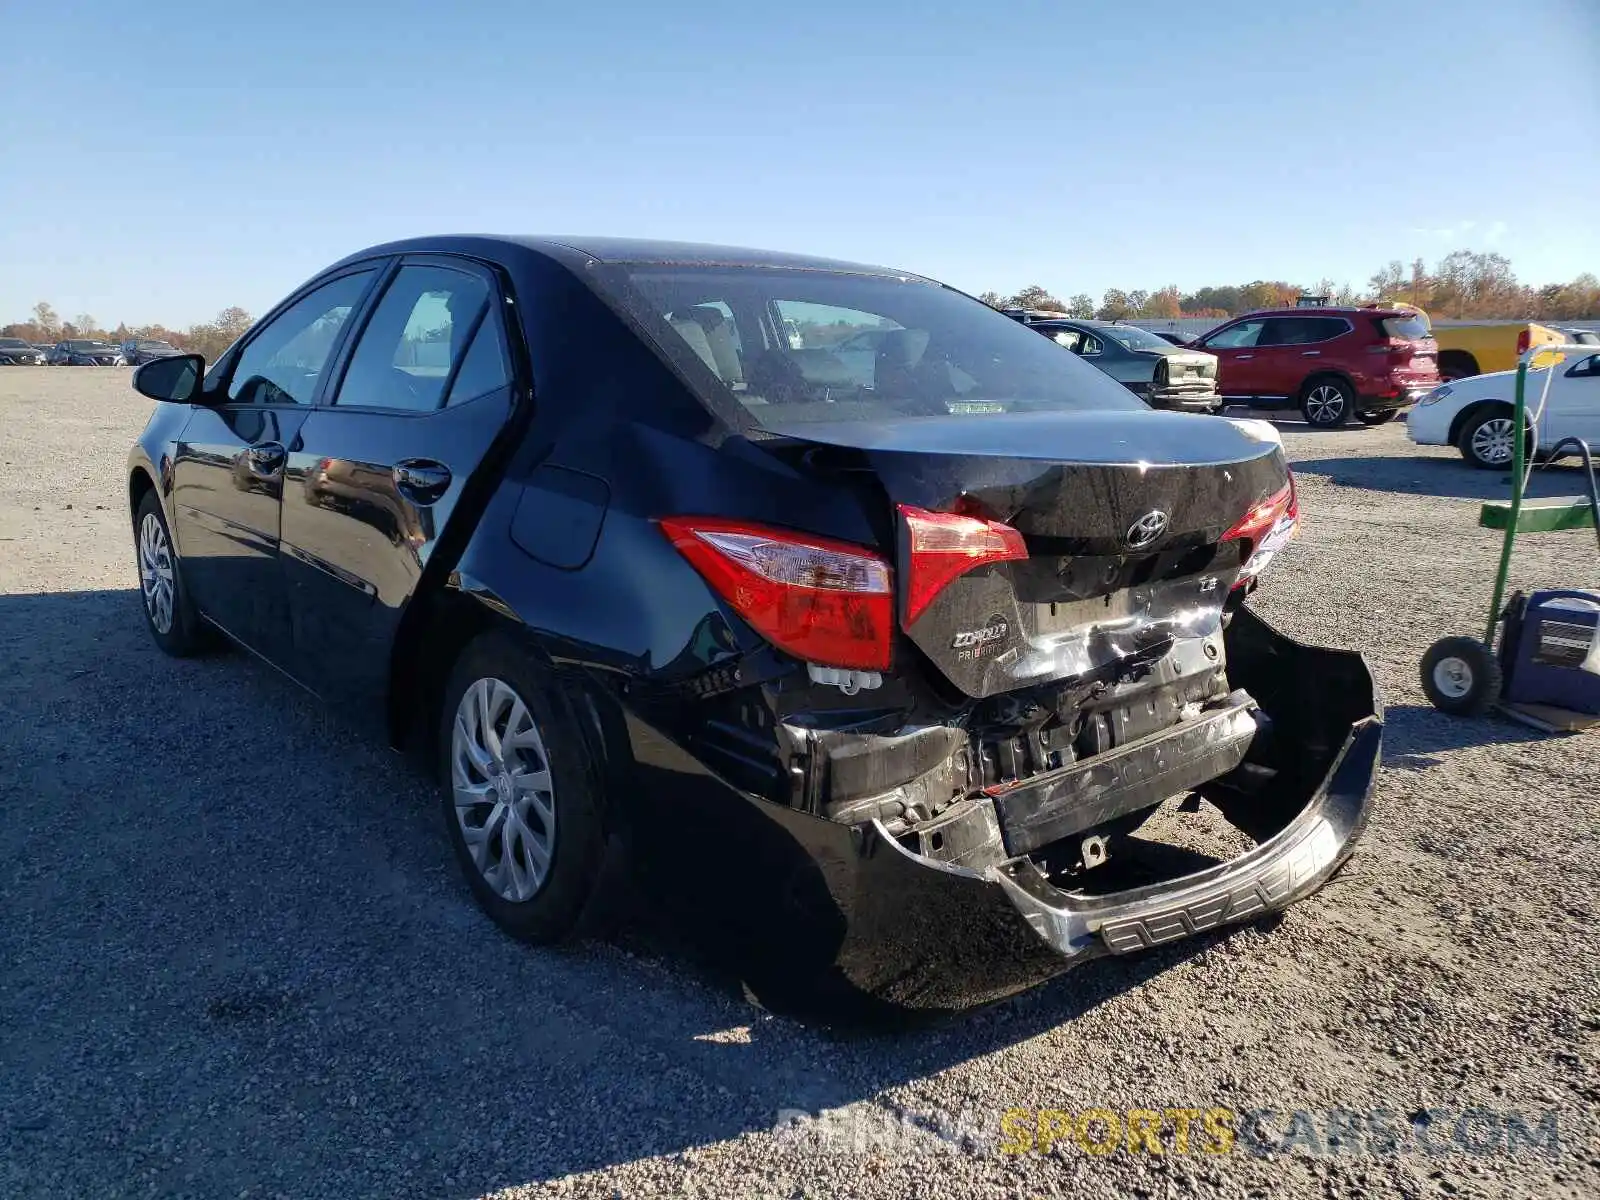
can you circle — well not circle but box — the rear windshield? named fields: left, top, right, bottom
left=596, top=266, right=1144, bottom=426
left=1379, top=314, right=1432, bottom=341
left=1100, top=324, right=1176, bottom=352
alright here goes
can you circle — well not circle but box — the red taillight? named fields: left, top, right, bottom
left=658, top=517, right=893, bottom=671
left=898, top=503, right=1028, bottom=626
left=1222, top=475, right=1299, bottom=586
left=1367, top=337, right=1414, bottom=359
left=1516, top=329, right=1531, bottom=356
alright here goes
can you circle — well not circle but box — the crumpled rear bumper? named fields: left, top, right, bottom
left=767, top=607, right=1380, bottom=1014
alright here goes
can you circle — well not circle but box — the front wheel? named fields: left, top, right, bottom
left=133, top=491, right=210, bottom=656
left=438, top=634, right=613, bottom=944
left=1458, top=407, right=1528, bottom=470
left=1421, top=636, right=1502, bottom=716
left=1357, top=409, right=1399, bottom=426
left=1300, top=379, right=1354, bottom=427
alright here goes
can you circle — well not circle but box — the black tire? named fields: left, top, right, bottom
left=437, top=633, right=612, bottom=944
left=1300, top=377, right=1355, bottom=427
left=1437, top=351, right=1478, bottom=382
left=1357, top=409, right=1399, bottom=425
left=1420, top=636, right=1502, bottom=716
left=1457, top=405, right=1530, bottom=470
left=132, top=490, right=210, bottom=656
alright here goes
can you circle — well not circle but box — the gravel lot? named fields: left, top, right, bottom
left=2, top=368, right=1597, bottom=1199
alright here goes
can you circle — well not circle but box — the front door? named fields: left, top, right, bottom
left=1198, top=319, right=1267, bottom=398
left=279, top=258, right=518, bottom=715
left=170, top=269, right=378, bottom=661
left=1544, top=352, right=1600, bottom=452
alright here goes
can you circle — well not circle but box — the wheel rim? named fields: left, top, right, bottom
left=451, top=678, right=556, bottom=902
left=137, top=512, right=175, bottom=634
left=1431, top=656, right=1474, bottom=700
left=1470, top=418, right=1515, bottom=465
left=1306, top=385, right=1346, bottom=423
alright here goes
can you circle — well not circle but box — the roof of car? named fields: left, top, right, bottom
left=336, top=234, right=926, bottom=279
left=1231, top=306, right=1409, bottom=319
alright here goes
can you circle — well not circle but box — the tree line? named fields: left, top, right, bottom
left=978, top=250, right=1600, bottom=323
left=2, top=301, right=255, bottom=363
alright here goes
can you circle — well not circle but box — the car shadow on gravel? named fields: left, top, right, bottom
left=0, top=587, right=1305, bottom=1197
left=1292, top=454, right=1591, bottom=502
left=1380, top=701, right=1568, bottom=771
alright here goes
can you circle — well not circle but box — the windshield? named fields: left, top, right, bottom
left=69, top=340, right=114, bottom=350
left=1100, top=324, right=1177, bottom=352
left=138, top=341, right=177, bottom=350
left=599, top=266, right=1144, bottom=426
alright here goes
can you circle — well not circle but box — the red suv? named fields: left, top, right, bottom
left=1193, top=307, right=1439, bottom=427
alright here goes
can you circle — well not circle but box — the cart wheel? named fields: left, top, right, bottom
left=1420, top=636, right=1502, bottom=716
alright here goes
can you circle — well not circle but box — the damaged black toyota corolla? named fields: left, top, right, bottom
left=126, top=237, right=1380, bottom=1016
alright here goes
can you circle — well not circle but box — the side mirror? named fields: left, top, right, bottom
left=132, top=353, right=204, bottom=403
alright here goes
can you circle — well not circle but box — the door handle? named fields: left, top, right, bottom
left=1301, top=351, right=1322, bottom=357
left=1236, top=354, right=1254, bottom=361
left=247, top=442, right=286, bottom=473
left=394, top=459, right=452, bottom=503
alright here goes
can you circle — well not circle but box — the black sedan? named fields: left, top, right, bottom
left=0, top=336, right=48, bottom=365
left=50, top=339, right=125, bottom=366
left=122, top=338, right=185, bottom=365
left=126, top=236, right=1379, bottom=1017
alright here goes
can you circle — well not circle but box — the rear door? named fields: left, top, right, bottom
left=278, top=256, right=519, bottom=712
left=1197, top=319, right=1266, bottom=397
left=1256, top=316, right=1346, bottom=399
left=170, top=268, right=378, bottom=662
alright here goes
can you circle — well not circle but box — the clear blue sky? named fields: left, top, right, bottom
left=2, top=0, right=1596, bottom=328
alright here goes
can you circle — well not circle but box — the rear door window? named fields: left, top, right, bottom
left=333, top=265, right=491, bottom=412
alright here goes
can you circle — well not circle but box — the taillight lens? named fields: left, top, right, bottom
left=658, top=517, right=893, bottom=671
left=1516, top=329, right=1531, bottom=356
left=898, top=504, right=1028, bottom=626
left=1222, top=475, right=1299, bottom=586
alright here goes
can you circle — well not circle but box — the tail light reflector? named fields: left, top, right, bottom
left=1516, top=328, right=1531, bottom=356
left=658, top=517, right=893, bottom=671
left=1222, top=475, right=1299, bottom=586
left=898, top=504, right=1028, bottom=626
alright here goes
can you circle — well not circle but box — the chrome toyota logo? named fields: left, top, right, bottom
left=1124, top=509, right=1170, bottom=549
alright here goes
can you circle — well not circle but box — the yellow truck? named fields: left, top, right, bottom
left=1364, top=304, right=1563, bottom=380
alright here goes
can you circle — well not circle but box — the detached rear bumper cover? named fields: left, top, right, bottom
left=796, top=607, right=1381, bottom=1010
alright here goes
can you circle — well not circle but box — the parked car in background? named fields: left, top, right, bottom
left=1407, top=348, right=1600, bottom=468
left=124, top=234, right=1378, bottom=1016
left=1555, top=327, right=1600, bottom=347
left=1149, top=329, right=1195, bottom=346
left=1192, top=307, right=1439, bottom=427
left=1429, top=320, right=1565, bottom=380
left=122, top=339, right=185, bottom=365
left=0, top=337, right=48, bottom=365
left=1027, top=318, right=1220, bottom=412
left=49, top=339, right=126, bottom=366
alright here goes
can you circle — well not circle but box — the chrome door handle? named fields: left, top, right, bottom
left=1301, top=351, right=1322, bottom=357
left=1236, top=354, right=1254, bottom=360
left=247, top=442, right=286, bottom=473
left=394, top=459, right=452, bottom=502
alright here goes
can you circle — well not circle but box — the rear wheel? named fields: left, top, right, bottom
left=1300, top=378, right=1354, bottom=427
left=438, top=634, right=612, bottom=943
left=1356, top=409, right=1399, bottom=425
left=1421, top=636, right=1501, bottom=716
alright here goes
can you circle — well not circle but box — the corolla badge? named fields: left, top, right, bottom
left=1124, top=509, right=1170, bottom=549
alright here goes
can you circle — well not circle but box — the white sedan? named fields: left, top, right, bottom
left=1407, top=348, right=1600, bottom=468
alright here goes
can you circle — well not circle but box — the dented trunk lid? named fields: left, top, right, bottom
left=764, top=410, right=1290, bottom=698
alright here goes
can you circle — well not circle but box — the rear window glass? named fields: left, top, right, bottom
left=1100, top=325, right=1173, bottom=351
left=1380, top=314, right=1432, bottom=341
left=594, top=266, right=1144, bottom=426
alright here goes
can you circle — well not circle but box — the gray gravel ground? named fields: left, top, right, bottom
left=2, top=368, right=1597, bottom=1199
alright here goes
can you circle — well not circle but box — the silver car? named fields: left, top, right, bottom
left=1030, top=319, right=1221, bottom=413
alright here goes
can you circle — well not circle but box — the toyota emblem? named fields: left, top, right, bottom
left=1124, top=509, right=1170, bottom=549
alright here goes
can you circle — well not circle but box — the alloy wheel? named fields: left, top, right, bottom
left=1470, top=418, right=1515, bottom=466
left=450, top=678, right=556, bottom=902
left=1305, top=385, right=1346, bottom=424
left=138, top=512, right=175, bottom=634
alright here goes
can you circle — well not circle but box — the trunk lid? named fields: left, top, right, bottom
left=1144, top=349, right=1218, bottom=384
left=765, top=411, right=1291, bottom=697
